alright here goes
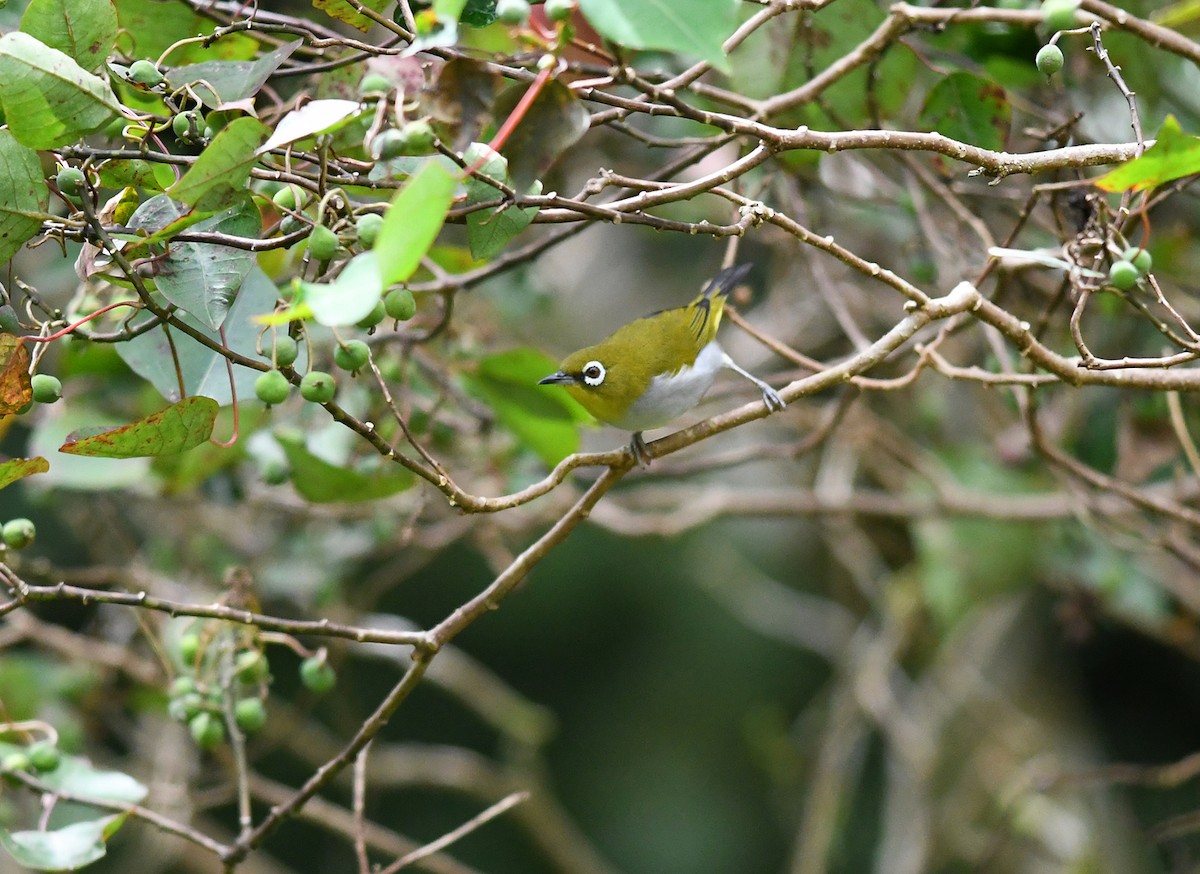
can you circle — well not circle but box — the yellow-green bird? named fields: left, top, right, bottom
left=538, top=263, right=786, bottom=464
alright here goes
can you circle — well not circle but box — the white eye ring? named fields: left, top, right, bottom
left=581, top=360, right=606, bottom=387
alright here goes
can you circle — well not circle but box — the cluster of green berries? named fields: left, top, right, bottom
left=2, top=739, right=62, bottom=777
left=2, top=518, right=36, bottom=550
left=1108, top=246, right=1153, bottom=291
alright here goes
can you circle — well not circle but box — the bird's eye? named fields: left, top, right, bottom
left=582, top=360, right=606, bottom=387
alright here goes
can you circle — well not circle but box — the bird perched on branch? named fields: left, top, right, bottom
left=538, top=263, right=786, bottom=465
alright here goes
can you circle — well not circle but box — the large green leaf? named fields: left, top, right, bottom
left=917, top=71, right=1011, bottom=153
left=0, top=32, right=120, bottom=149
left=128, top=193, right=261, bottom=331
left=579, top=0, right=737, bottom=72
left=463, top=144, right=540, bottom=260
left=0, top=131, right=47, bottom=264
left=1095, top=115, right=1200, bottom=193
left=275, top=430, right=414, bottom=503
left=59, top=396, right=219, bottom=457
left=375, top=161, right=458, bottom=286
left=462, top=347, right=589, bottom=467
left=305, top=251, right=384, bottom=327
left=1, top=815, right=125, bottom=871
left=20, top=0, right=118, bottom=71
left=167, top=117, right=270, bottom=209
left=117, top=266, right=298, bottom=405
left=164, top=40, right=300, bottom=109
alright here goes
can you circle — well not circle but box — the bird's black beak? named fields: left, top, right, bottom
left=538, top=371, right=575, bottom=386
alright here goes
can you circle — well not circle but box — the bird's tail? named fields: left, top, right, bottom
left=689, top=263, right=753, bottom=339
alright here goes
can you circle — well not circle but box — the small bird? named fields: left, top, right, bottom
left=538, top=263, right=786, bottom=464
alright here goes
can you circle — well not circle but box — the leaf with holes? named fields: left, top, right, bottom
left=60, top=396, right=219, bottom=457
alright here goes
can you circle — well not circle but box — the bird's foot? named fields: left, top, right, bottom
left=629, top=432, right=653, bottom=467
left=760, top=384, right=786, bottom=412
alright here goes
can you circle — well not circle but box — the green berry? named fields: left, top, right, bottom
left=279, top=215, right=306, bottom=237
left=308, top=224, right=339, bottom=261
left=384, top=288, right=417, bottom=321
left=359, top=72, right=392, bottom=96
left=299, top=654, right=337, bottom=694
left=129, top=58, right=165, bottom=86
left=357, top=300, right=387, bottom=330
left=1122, top=246, right=1152, bottom=274
left=235, top=650, right=270, bottom=683
left=31, top=373, right=62, bottom=404
left=2, top=518, right=36, bottom=549
left=255, top=369, right=291, bottom=405
left=544, top=0, right=575, bottom=22
left=2, top=752, right=31, bottom=774
left=355, top=213, right=384, bottom=247
left=267, top=335, right=300, bottom=367
left=56, top=167, right=86, bottom=196
left=169, top=675, right=196, bottom=697
left=178, top=632, right=201, bottom=664
left=28, top=741, right=61, bottom=773
left=272, top=185, right=300, bottom=212
left=496, top=0, right=531, bottom=25
left=398, top=119, right=435, bottom=153
left=1035, top=44, right=1064, bottom=75
left=1108, top=259, right=1140, bottom=290
left=189, top=712, right=225, bottom=750
left=172, top=110, right=204, bottom=141
left=372, top=128, right=407, bottom=161
left=1041, top=0, right=1079, bottom=32
left=168, top=691, right=205, bottom=722
left=300, top=370, right=337, bottom=403
left=234, top=698, right=268, bottom=733
left=334, top=339, right=370, bottom=372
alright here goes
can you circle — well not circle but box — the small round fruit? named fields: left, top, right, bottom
left=399, top=119, right=435, bottom=153
left=308, top=224, right=339, bottom=261
left=359, top=72, right=392, bottom=96
left=31, top=373, right=62, bottom=404
left=544, top=0, right=575, bottom=22
left=357, top=301, right=387, bottom=330
left=272, top=185, right=299, bottom=212
left=129, top=58, right=165, bottom=86
left=235, top=650, right=270, bottom=683
left=334, top=340, right=370, bottom=372
left=1041, top=0, right=1079, bottom=32
left=272, top=335, right=300, bottom=367
left=299, top=655, right=337, bottom=694
left=56, top=166, right=86, bottom=196
left=1122, top=246, right=1153, bottom=274
left=300, top=371, right=337, bottom=403
left=2, top=751, right=30, bottom=774
left=28, top=741, right=61, bottom=773
left=279, top=215, right=306, bottom=237
left=1035, top=44, right=1064, bottom=75
left=1108, top=259, right=1140, bottom=290
left=2, top=518, right=36, bottom=550
left=169, top=675, right=196, bottom=697
left=168, top=691, right=205, bottom=722
left=172, top=110, right=204, bottom=140
left=356, top=213, right=384, bottom=247
left=189, top=712, right=225, bottom=750
left=372, top=128, right=407, bottom=161
left=178, top=632, right=201, bottom=664
left=384, top=288, right=417, bottom=321
left=496, top=0, right=531, bottom=25
left=255, top=369, right=291, bottom=405
left=234, top=698, right=268, bottom=733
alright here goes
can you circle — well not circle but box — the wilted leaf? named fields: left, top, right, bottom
left=0, top=334, right=31, bottom=414
left=0, top=130, right=48, bottom=265
left=21, top=0, right=118, bottom=72
left=0, top=31, right=120, bottom=149
left=60, top=396, right=219, bottom=457
left=0, top=457, right=49, bottom=489
left=495, top=79, right=589, bottom=189
left=579, top=0, right=737, bottom=73
left=275, top=431, right=414, bottom=502
left=918, top=71, right=1011, bottom=155
left=1095, top=116, right=1200, bottom=193
left=376, top=161, right=458, bottom=286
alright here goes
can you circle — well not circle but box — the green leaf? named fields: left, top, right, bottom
left=1, top=815, right=125, bottom=871
left=128, top=193, right=261, bottom=331
left=305, top=251, right=384, bottom=327
left=164, top=40, right=300, bottom=109
left=97, top=158, right=165, bottom=192
left=0, top=130, right=49, bottom=265
left=167, top=117, right=270, bottom=209
left=259, top=98, right=362, bottom=154
left=1094, top=116, right=1200, bottom=193
left=462, top=348, right=589, bottom=467
left=59, top=396, right=219, bottom=457
left=312, top=0, right=391, bottom=32
left=21, top=0, right=118, bottom=72
left=917, top=71, right=1011, bottom=154
left=112, top=0, right=258, bottom=61
left=578, top=0, right=737, bottom=73
left=274, top=431, right=414, bottom=503
left=32, top=752, right=148, bottom=804
left=375, top=161, right=458, bottom=286
left=0, top=31, right=120, bottom=149
left=461, top=0, right=498, bottom=26
left=464, top=144, right=540, bottom=260
left=0, top=457, right=49, bottom=490
left=494, top=79, right=589, bottom=189
left=118, top=266, right=299, bottom=405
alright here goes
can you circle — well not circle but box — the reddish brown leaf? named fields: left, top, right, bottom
left=0, top=333, right=31, bottom=414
